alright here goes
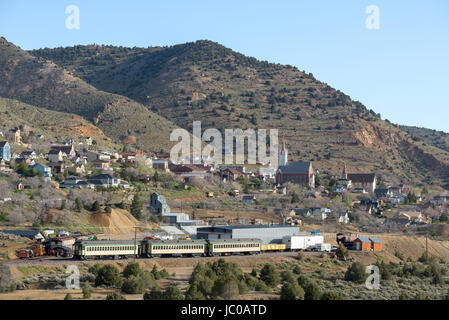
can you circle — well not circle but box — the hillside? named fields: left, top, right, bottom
left=31, top=41, right=449, bottom=188
left=400, top=125, right=449, bottom=153
left=0, top=37, right=179, bottom=152
left=0, top=97, right=118, bottom=149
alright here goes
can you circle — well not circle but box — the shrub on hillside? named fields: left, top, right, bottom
left=95, top=265, right=123, bottom=287
left=259, top=263, right=280, bottom=288
left=280, top=282, right=304, bottom=300
left=344, top=262, right=367, bottom=284
left=106, top=292, right=126, bottom=300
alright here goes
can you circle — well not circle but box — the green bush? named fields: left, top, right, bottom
left=345, top=262, right=367, bottom=284
left=166, top=284, right=185, bottom=300
left=321, top=291, right=344, bottom=300
left=304, top=281, right=322, bottom=300
left=64, top=293, right=73, bottom=300
left=143, top=286, right=165, bottom=300
left=280, top=270, right=296, bottom=283
left=123, top=262, right=141, bottom=278
left=259, top=263, right=280, bottom=287
left=121, top=275, right=145, bottom=294
left=95, top=265, right=123, bottom=287
left=211, top=276, right=239, bottom=300
left=280, top=282, right=304, bottom=300
left=106, top=292, right=126, bottom=300
left=82, top=284, right=92, bottom=299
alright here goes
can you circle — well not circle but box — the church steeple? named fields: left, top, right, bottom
left=279, top=138, right=288, bottom=167
left=342, top=163, right=348, bottom=179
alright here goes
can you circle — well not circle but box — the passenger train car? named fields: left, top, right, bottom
left=73, top=238, right=268, bottom=260
left=73, top=240, right=139, bottom=260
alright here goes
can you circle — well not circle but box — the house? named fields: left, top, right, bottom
left=48, top=161, right=65, bottom=174
left=338, top=213, right=350, bottom=224
left=348, top=173, right=377, bottom=194
left=337, top=178, right=352, bottom=189
left=0, top=159, right=12, bottom=172
left=150, top=193, right=170, bottom=214
left=290, top=208, right=312, bottom=217
left=92, top=159, right=111, bottom=171
left=0, top=141, right=11, bottom=161
left=48, top=149, right=63, bottom=162
left=353, top=187, right=368, bottom=194
left=68, top=164, right=86, bottom=175
left=375, top=188, right=393, bottom=199
left=21, top=151, right=37, bottom=159
left=220, top=167, right=247, bottom=181
left=2, top=230, right=44, bottom=241
left=11, top=128, right=21, bottom=144
left=242, top=195, right=255, bottom=204
left=59, top=177, right=83, bottom=188
left=384, top=217, right=411, bottom=227
left=276, top=161, right=315, bottom=187
left=353, top=237, right=371, bottom=251
left=369, top=238, right=382, bottom=251
left=87, top=174, right=120, bottom=188
left=33, top=163, right=52, bottom=182
left=82, top=136, right=93, bottom=146
left=15, top=157, right=35, bottom=166
left=341, top=165, right=376, bottom=194
left=312, top=208, right=329, bottom=220
left=51, top=145, right=75, bottom=158
left=59, top=177, right=93, bottom=189
left=398, top=211, right=430, bottom=224
left=152, top=159, right=169, bottom=172
left=431, top=196, right=449, bottom=206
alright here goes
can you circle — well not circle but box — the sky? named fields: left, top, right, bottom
left=0, top=0, right=448, bottom=132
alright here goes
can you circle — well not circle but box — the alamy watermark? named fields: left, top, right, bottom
left=170, top=121, right=279, bottom=167
left=366, top=5, right=380, bottom=30
left=65, top=265, right=80, bottom=290
left=65, top=5, right=80, bottom=30
left=365, top=265, right=380, bottom=290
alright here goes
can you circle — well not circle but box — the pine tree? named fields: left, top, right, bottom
left=130, top=194, right=143, bottom=220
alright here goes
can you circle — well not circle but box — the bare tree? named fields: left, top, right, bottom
left=0, top=180, right=12, bottom=198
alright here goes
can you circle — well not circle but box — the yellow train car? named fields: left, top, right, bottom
left=261, top=243, right=286, bottom=252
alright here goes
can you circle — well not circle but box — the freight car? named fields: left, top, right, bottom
left=260, top=243, right=286, bottom=252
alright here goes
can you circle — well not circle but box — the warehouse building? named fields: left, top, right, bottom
left=196, top=224, right=300, bottom=244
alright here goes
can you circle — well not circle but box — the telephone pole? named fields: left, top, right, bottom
left=134, top=226, right=138, bottom=261
left=426, top=233, right=428, bottom=261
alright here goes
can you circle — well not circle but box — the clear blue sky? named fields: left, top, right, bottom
left=1, top=1, right=448, bottom=132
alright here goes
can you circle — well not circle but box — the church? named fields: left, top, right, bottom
left=276, top=141, right=315, bottom=187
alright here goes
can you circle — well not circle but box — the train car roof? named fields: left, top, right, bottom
left=74, top=240, right=138, bottom=245
left=207, top=238, right=261, bottom=243
left=143, top=239, right=207, bottom=244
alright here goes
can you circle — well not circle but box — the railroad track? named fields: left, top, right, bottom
left=4, top=251, right=317, bottom=267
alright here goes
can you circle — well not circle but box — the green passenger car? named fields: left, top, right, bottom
left=73, top=240, right=140, bottom=260
left=207, top=238, right=261, bottom=256
left=141, top=239, right=207, bottom=258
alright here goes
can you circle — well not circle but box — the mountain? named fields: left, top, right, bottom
left=30, top=40, right=449, bottom=189
left=400, top=125, right=449, bottom=154
left=0, top=97, right=119, bottom=150
left=0, top=37, right=179, bottom=152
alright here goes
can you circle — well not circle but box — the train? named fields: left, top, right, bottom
left=72, top=238, right=284, bottom=260
left=71, top=234, right=331, bottom=260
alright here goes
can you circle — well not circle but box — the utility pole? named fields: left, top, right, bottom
left=134, top=226, right=138, bottom=261
left=426, top=233, right=428, bottom=261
